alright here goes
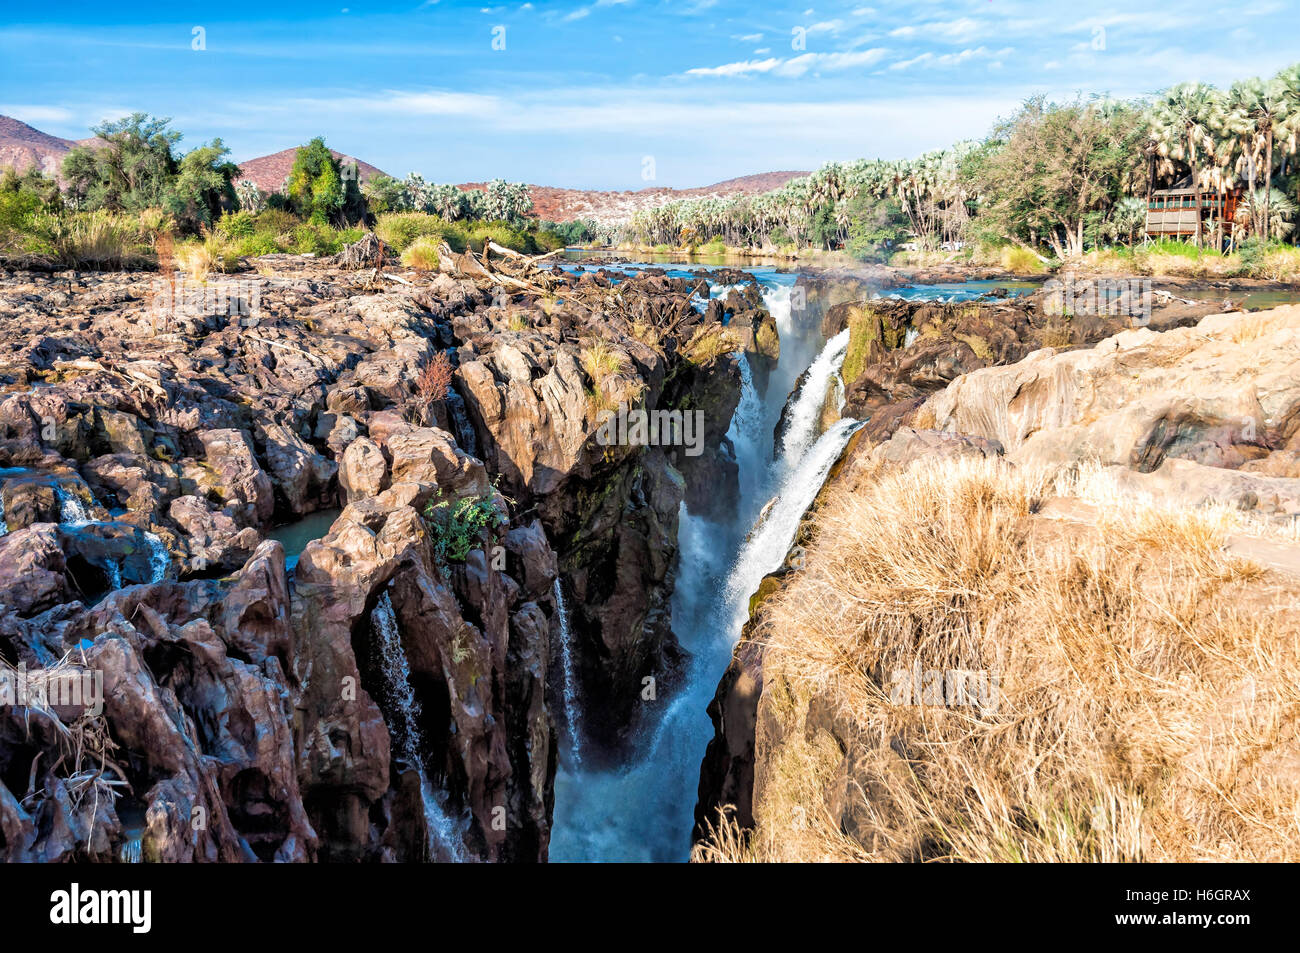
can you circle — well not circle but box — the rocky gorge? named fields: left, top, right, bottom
left=3, top=242, right=1298, bottom=865
left=0, top=244, right=777, bottom=862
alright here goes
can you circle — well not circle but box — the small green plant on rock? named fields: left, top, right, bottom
left=422, top=490, right=506, bottom=568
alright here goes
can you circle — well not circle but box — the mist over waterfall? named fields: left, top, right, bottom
left=549, top=272, right=857, bottom=861
left=371, top=591, right=466, bottom=862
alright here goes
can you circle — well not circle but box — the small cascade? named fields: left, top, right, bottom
left=777, top=328, right=851, bottom=471
left=832, top=371, right=846, bottom=412
left=552, top=579, right=583, bottom=766
left=371, top=591, right=466, bottom=862
left=119, top=834, right=143, bottom=864
left=444, top=388, right=478, bottom=457
left=54, top=484, right=92, bottom=527
left=145, top=531, right=170, bottom=583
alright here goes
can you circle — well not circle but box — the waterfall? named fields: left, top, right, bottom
left=119, top=834, right=143, bottom=864
left=54, top=484, right=92, bottom=527
left=763, top=282, right=795, bottom=342
left=371, top=591, right=466, bottom=862
left=552, top=579, right=583, bottom=766
left=777, top=328, right=851, bottom=471
left=730, top=353, right=766, bottom=506
left=146, top=531, right=170, bottom=582
left=550, top=273, right=839, bottom=861
left=725, top=417, right=864, bottom=628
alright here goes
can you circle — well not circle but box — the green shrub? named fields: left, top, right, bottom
left=376, top=211, right=464, bottom=252
left=253, top=208, right=298, bottom=235
left=216, top=210, right=256, bottom=241
left=291, top=222, right=347, bottom=256
left=421, top=492, right=505, bottom=568
left=232, top=233, right=283, bottom=257
left=1001, top=246, right=1046, bottom=274
left=463, top=220, right=533, bottom=254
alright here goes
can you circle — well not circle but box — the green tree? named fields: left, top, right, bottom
left=170, top=140, right=239, bottom=228
left=60, top=114, right=236, bottom=230
left=62, top=113, right=180, bottom=212
left=287, top=137, right=366, bottom=225
left=362, top=173, right=404, bottom=214
left=973, top=96, right=1148, bottom=256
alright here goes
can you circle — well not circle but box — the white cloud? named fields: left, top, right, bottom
left=889, top=46, right=1010, bottom=70
left=890, top=17, right=981, bottom=42
left=0, top=104, right=75, bottom=124
left=686, top=47, right=887, bottom=78
left=686, top=57, right=782, bottom=77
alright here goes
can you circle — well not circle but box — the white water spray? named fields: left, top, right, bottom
left=726, top=417, right=864, bottom=628
left=552, top=579, right=583, bottom=766
left=145, top=531, right=170, bottom=583
left=54, top=484, right=92, bottom=526
left=777, top=328, right=851, bottom=471
left=371, top=591, right=466, bottom=862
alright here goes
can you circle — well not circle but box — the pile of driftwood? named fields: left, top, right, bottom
left=334, top=231, right=388, bottom=270
left=437, top=241, right=564, bottom=293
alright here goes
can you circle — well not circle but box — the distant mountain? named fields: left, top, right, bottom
left=234, top=147, right=389, bottom=194
left=0, top=116, right=81, bottom=178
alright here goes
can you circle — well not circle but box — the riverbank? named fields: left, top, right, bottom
left=569, top=245, right=1300, bottom=302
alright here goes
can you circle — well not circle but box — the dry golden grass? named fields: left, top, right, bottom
left=580, top=340, right=628, bottom=382
left=175, top=231, right=239, bottom=280
left=694, top=456, right=1300, bottom=863
left=400, top=235, right=441, bottom=272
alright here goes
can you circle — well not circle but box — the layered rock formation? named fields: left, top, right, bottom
left=0, top=247, right=757, bottom=860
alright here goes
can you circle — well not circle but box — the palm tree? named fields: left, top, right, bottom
left=1151, top=83, right=1223, bottom=245
left=1275, top=65, right=1300, bottom=219
left=1228, top=77, right=1289, bottom=240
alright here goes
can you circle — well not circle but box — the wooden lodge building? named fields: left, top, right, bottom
left=1144, top=175, right=1241, bottom=246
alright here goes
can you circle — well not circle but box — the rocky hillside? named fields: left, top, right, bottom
left=0, top=116, right=81, bottom=178
left=0, top=245, right=776, bottom=862
left=695, top=296, right=1300, bottom=862
left=234, top=147, right=389, bottom=194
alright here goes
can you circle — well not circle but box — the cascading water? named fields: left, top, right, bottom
left=54, top=482, right=170, bottom=585
left=725, top=417, right=864, bottom=627
left=552, top=579, right=583, bottom=765
left=550, top=270, right=855, bottom=861
left=777, top=327, right=851, bottom=470
left=119, top=835, right=143, bottom=864
left=146, top=531, right=170, bottom=582
left=371, top=591, right=466, bottom=862
left=54, top=484, right=92, bottom=526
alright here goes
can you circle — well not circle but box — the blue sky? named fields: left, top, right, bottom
left=1, top=0, right=1296, bottom=190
